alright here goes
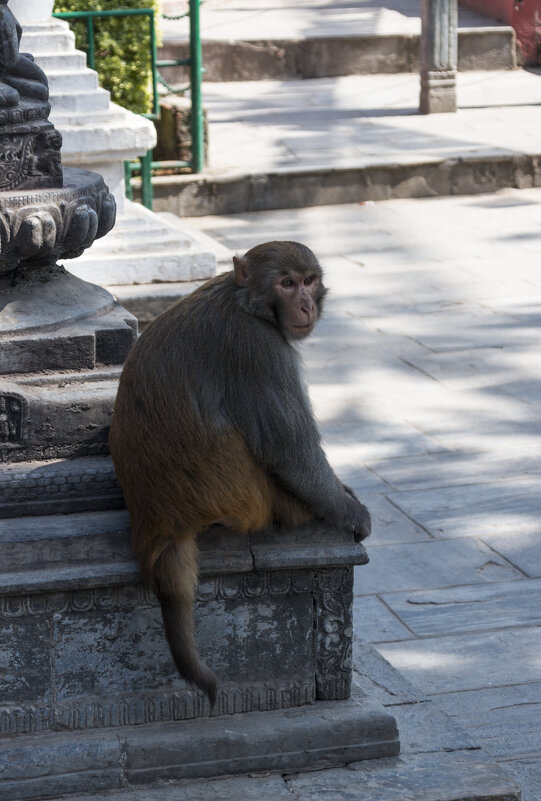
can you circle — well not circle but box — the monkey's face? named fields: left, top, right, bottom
left=273, top=270, right=321, bottom=339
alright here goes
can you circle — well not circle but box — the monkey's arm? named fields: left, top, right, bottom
left=226, top=336, right=370, bottom=540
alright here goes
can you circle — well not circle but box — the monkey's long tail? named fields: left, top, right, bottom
left=153, top=536, right=218, bottom=707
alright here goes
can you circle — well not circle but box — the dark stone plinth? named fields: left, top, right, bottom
left=0, top=513, right=378, bottom=729
left=0, top=511, right=397, bottom=796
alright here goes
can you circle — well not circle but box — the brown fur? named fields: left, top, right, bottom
left=109, top=242, right=370, bottom=705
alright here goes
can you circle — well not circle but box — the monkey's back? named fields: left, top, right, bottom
left=109, top=272, right=286, bottom=538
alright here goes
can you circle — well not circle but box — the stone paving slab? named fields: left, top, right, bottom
left=386, top=479, right=541, bottom=545
left=286, top=751, right=519, bottom=801
left=495, top=760, right=541, bottom=801
left=345, top=492, right=433, bottom=546
left=379, top=627, right=541, bottom=695
left=178, top=189, right=541, bottom=800
left=434, top=683, right=541, bottom=760
left=354, top=537, right=523, bottom=596
left=366, top=450, right=541, bottom=492
left=354, top=595, right=414, bottom=642
left=378, top=578, right=541, bottom=637
left=161, top=0, right=501, bottom=41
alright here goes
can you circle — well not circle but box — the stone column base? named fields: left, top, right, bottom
left=420, top=70, right=457, bottom=114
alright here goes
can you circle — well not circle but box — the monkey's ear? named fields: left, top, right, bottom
left=233, top=256, right=250, bottom=287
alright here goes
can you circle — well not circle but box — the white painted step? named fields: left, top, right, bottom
left=34, top=51, right=87, bottom=72
left=47, top=70, right=100, bottom=93
left=49, top=88, right=110, bottom=113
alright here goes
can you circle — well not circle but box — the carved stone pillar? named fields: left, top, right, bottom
left=419, top=0, right=458, bottom=114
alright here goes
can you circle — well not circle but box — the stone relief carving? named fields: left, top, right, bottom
left=0, top=393, right=22, bottom=445
left=0, top=171, right=116, bottom=271
left=314, top=568, right=354, bottom=700
left=0, top=0, right=62, bottom=191
left=0, top=567, right=353, bottom=734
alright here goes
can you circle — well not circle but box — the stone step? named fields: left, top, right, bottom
left=159, top=26, right=516, bottom=84
left=71, top=245, right=215, bottom=286
left=33, top=51, right=87, bottom=72
left=0, top=457, right=123, bottom=518
left=49, top=88, right=111, bottom=113
left=0, top=694, right=397, bottom=801
left=20, top=23, right=76, bottom=54
left=107, top=281, right=204, bottom=329
left=47, top=69, right=100, bottom=93
left=36, top=752, right=522, bottom=801
left=146, top=150, right=541, bottom=218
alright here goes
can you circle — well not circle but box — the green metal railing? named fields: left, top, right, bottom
left=53, top=3, right=204, bottom=210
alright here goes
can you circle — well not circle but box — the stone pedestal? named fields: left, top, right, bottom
left=19, top=16, right=218, bottom=313
left=0, top=511, right=399, bottom=797
left=419, top=0, right=458, bottom=114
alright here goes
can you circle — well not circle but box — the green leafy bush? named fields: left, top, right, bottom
left=53, top=0, right=160, bottom=114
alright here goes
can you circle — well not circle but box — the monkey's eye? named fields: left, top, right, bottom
left=304, top=275, right=316, bottom=285
left=281, top=278, right=294, bottom=288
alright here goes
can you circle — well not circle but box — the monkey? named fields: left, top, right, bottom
left=109, top=241, right=371, bottom=706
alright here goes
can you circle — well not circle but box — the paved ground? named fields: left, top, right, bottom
left=182, top=187, right=541, bottom=800
left=133, top=3, right=539, bottom=798
left=160, top=0, right=502, bottom=41
left=198, top=69, right=541, bottom=178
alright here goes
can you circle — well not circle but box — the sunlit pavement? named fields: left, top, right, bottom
left=183, top=188, right=541, bottom=798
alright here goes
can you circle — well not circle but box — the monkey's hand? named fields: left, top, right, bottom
left=341, top=487, right=371, bottom=542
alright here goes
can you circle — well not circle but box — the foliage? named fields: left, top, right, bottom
left=53, top=0, right=161, bottom=114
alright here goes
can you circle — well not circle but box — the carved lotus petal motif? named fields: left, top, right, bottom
left=14, top=208, right=57, bottom=257
left=0, top=166, right=116, bottom=273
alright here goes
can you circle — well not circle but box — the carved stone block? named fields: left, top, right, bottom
left=0, top=520, right=370, bottom=735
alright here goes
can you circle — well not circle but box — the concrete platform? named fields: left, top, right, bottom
left=179, top=189, right=541, bottom=800
left=146, top=70, right=541, bottom=216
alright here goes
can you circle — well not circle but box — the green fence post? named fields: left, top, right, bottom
left=140, top=150, right=154, bottom=210
left=189, top=0, right=204, bottom=173
left=86, top=16, right=95, bottom=70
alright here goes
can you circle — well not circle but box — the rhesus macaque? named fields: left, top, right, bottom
left=109, top=241, right=371, bottom=705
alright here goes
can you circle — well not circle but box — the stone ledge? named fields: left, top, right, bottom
left=0, top=510, right=369, bottom=595
left=0, top=695, right=398, bottom=801
left=158, top=27, right=516, bottom=83
left=148, top=153, right=541, bottom=217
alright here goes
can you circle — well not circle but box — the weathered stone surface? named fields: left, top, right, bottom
left=0, top=616, right=51, bottom=705
left=153, top=95, right=208, bottom=165
left=379, top=627, right=541, bottom=695
left=123, top=701, right=399, bottom=783
left=367, top=450, right=541, bottom=492
left=353, top=641, right=426, bottom=707
left=0, top=510, right=372, bottom=738
left=42, top=774, right=293, bottom=801
left=385, top=479, right=541, bottom=541
left=380, top=578, right=541, bottom=638
left=150, top=154, right=541, bottom=217
left=0, top=730, right=122, bottom=801
left=0, top=509, right=131, bottom=571
left=286, top=750, right=520, bottom=801
left=482, top=530, right=541, bottom=579
left=158, top=28, right=515, bottom=83
left=353, top=595, right=413, bottom=643
left=354, top=537, right=522, bottom=596
left=434, top=683, right=541, bottom=760
left=250, top=524, right=368, bottom=570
